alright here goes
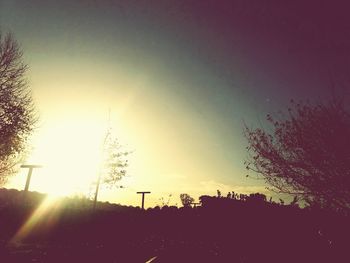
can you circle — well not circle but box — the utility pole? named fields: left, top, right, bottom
left=20, top=164, right=43, bottom=192
left=136, top=191, right=151, bottom=210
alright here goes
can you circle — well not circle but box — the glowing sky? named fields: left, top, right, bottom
left=1, top=1, right=349, bottom=207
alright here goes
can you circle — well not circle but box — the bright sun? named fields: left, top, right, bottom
left=22, top=119, right=106, bottom=197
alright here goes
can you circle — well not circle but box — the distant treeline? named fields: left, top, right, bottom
left=0, top=188, right=323, bottom=212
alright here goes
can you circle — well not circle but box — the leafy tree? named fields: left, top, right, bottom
left=180, top=193, right=194, bottom=207
left=244, top=100, right=350, bottom=212
left=93, top=127, right=130, bottom=208
left=0, top=32, right=35, bottom=184
left=100, top=128, right=129, bottom=186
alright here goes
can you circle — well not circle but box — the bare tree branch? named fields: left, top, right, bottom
left=244, top=99, right=350, bottom=212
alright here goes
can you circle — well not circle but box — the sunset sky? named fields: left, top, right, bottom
left=1, top=1, right=349, bottom=207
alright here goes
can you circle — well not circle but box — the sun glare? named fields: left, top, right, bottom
left=25, top=119, right=106, bottom=197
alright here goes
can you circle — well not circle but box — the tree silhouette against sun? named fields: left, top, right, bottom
left=93, top=126, right=131, bottom=209
left=0, top=32, right=36, bottom=185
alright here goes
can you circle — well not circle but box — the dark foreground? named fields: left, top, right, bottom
left=0, top=191, right=349, bottom=262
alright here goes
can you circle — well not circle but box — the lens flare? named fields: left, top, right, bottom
left=10, top=195, right=63, bottom=244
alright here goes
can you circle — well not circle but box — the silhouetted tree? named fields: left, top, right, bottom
left=244, top=100, right=350, bottom=211
left=180, top=193, right=194, bottom=207
left=247, top=193, right=267, bottom=203
left=239, top=194, right=248, bottom=201
left=0, top=32, right=35, bottom=185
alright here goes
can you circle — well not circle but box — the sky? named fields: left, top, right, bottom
left=1, top=0, right=350, bottom=207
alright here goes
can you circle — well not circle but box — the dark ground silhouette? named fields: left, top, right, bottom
left=0, top=188, right=348, bottom=262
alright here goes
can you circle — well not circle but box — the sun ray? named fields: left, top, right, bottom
left=10, top=195, right=63, bottom=244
